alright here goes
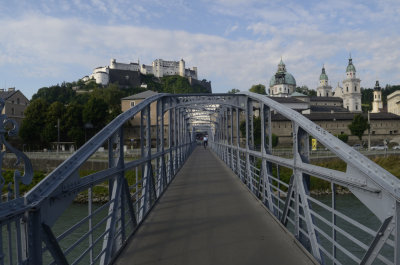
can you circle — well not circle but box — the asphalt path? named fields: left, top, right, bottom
left=114, top=147, right=319, bottom=265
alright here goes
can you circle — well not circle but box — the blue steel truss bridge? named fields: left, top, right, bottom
left=0, top=92, right=399, bottom=265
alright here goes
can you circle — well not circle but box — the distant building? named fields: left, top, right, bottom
left=0, top=88, right=30, bottom=127
left=331, top=57, right=362, bottom=112
left=121, top=90, right=169, bottom=146
left=87, top=58, right=199, bottom=87
left=268, top=59, right=296, bottom=97
left=371, top=80, right=383, bottom=113
left=316, top=66, right=333, bottom=97
left=270, top=112, right=400, bottom=146
left=387, top=90, right=400, bottom=116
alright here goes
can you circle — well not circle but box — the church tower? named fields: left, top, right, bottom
left=342, top=57, right=361, bottom=112
left=371, top=80, right=383, bottom=113
left=317, top=65, right=332, bottom=97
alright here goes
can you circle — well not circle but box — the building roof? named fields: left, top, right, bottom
left=319, top=66, right=328, bottom=81
left=310, top=106, right=349, bottom=113
left=0, top=89, right=18, bottom=100
left=122, top=90, right=158, bottom=100
left=269, top=96, right=304, bottom=104
left=271, top=112, right=400, bottom=122
left=291, top=92, right=307, bottom=97
left=374, top=80, right=381, bottom=91
left=346, top=58, right=356, bottom=72
left=310, top=96, right=342, bottom=102
left=387, top=90, right=400, bottom=100
left=269, top=59, right=296, bottom=87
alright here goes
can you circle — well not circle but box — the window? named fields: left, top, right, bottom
left=346, top=86, right=349, bottom=92
left=11, top=108, right=14, bottom=115
left=130, top=101, right=135, bottom=107
left=355, top=86, right=357, bottom=92
left=356, top=105, right=358, bottom=110
left=17, top=98, right=20, bottom=104
left=372, top=131, right=375, bottom=135
left=390, top=131, right=393, bottom=135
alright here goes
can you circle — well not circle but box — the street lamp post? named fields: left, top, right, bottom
left=368, top=111, right=371, bottom=151
left=57, top=118, right=60, bottom=153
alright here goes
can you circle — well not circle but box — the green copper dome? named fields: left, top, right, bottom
left=346, top=58, right=356, bottom=72
left=319, top=66, right=328, bottom=81
left=269, top=59, right=296, bottom=86
left=269, top=72, right=296, bottom=86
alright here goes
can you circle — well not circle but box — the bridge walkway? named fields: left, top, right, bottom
left=114, top=147, right=318, bottom=265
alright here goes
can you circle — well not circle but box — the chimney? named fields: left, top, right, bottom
left=8, top=87, right=15, bottom=92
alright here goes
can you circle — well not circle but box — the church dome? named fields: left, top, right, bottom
left=346, top=58, right=356, bottom=72
left=269, top=59, right=296, bottom=86
left=269, top=72, right=296, bottom=86
left=319, top=66, right=328, bottom=81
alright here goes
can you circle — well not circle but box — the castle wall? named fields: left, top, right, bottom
left=108, top=69, right=141, bottom=88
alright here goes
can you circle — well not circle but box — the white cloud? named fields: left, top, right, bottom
left=1, top=0, right=400, bottom=99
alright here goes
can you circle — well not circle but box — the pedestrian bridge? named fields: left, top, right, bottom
left=0, top=92, right=399, bottom=265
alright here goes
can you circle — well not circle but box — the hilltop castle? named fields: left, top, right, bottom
left=83, top=58, right=199, bottom=87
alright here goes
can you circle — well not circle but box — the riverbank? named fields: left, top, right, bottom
left=2, top=155, right=399, bottom=202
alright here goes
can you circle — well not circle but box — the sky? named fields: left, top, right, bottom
left=1, top=0, right=400, bottom=99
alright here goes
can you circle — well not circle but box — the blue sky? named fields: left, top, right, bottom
left=1, top=0, right=400, bottom=99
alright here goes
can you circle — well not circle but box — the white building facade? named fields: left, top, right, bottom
left=371, top=80, right=383, bottom=113
left=387, top=90, right=400, bottom=116
left=316, top=66, right=333, bottom=97
left=341, top=58, right=362, bottom=112
left=86, top=58, right=199, bottom=86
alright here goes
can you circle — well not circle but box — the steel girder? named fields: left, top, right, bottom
left=1, top=92, right=400, bottom=264
left=211, top=91, right=400, bottom=265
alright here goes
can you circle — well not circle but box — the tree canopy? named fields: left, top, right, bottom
left=348, top=114, right=370, bottom=141
left=227, top=88, right=240, bottom=94
left=249, top=84, right=266, bottom=95
left=20, top=74, right=211, bottom=149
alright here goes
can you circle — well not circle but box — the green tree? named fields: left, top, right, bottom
left=228, top=88, right=240, bottom=94
left=249, top=84, right=266, bottom=95
left=32, top=83, right=76, bottom=104
left=295, top=86, right=317, bottom=96
left=348, top=114, right=369, bottom=142
left=335, top=134, right=349, bottom=143
left=64, top=103, right=85, bottom=146
left=42, top=102, right=66, bottom=144
left=19, top=99, right=49, bottom=147
left=239, top=116, right=278, bottom=148
left=91, top=83, right=125, bottom=121
left=83, top=97, right=108, bottom=132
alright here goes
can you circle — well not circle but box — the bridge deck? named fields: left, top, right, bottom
left=114, top=147, right=318, bottom=265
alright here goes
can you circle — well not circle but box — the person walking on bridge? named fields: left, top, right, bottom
left=203, top=135, right=208, bottom=149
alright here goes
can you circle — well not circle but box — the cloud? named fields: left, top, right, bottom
left=1, top=1, right=400, bottom=99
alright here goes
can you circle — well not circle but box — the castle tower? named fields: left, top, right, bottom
left=179, top=59, right=185, bottom=77
left=371, top=80, right=383, bottom=113
left=317, top=65, right=332, bottom=97
left=342, top=57, right=361, bottom=112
